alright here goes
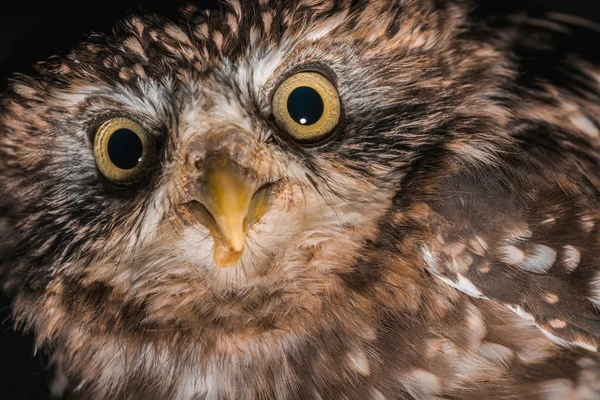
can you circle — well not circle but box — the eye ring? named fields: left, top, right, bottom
left=93, top=117, right=156, bottom=185
left=272, top=72, right=341, bottom=142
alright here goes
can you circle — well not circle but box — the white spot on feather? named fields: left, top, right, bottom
left=576, top=357, right=597, bottom=369
left=562, top=245, right=581, bottom=272
left=422, top=247, right=485, bottom=297
left=574, top=341, right=598, bottom=352
left=195, top=23, right=209, bottom=39
left=477, top=342, right=515, bottom=365
left=540, top=328, right=598, bottom=352
left=543, top=293, right=559, bottom=304
left=434, top=274, right=487, bottom=299
left=541, top=217, right=556, bottom=225
left=424, top=339, right=443, bottom=359
left=580, top=215, right=596, bottom=232
left=588, top=271, right=600, bottom=310
left=520, top=245, right=557, bottom=273
left=226, top=13, right=239, bottom=34
left=505, top=223, right=533, bottom=242
left=505, top=304, right=535, bottom=321
left=571, top=114, right=600, bottom=137
left=469, top=236, right=488, bottom=256
left=501, top=244, right=556, bottom=273
left=453, top=252, right=474, bottom=273
left=347, top=348, right=370, bottom=376
left=421, top=246, right=439, bottom=272
left=261, top=11, right=272, bottom=32
left=164, top=23, right=192, bottom=45
left=446, top=242, right=466, bottom=258
left=401, top=369, right=441, bottom=399
left=499, top=245, right=525, bottom=265
left=123, top=37, right=147, bottom=59
left=466, top=303, right=486, bottom=344
left=370, top=389, right=386, bottom=400
left=548, top=319, right=567, bottom=329
left=538, top=379, right=574, bottom=400
left=540, top=328, right=574, bottom=348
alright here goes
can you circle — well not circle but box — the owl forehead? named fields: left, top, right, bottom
left=50, top=4, right=351, bottom=130
left=38, top=0, right=457, bottom=100
left=179, top=49, right=287, bottom=111
left=99, top=53, right=283, bottom=134
left=91, top=3, right=346, bottom=84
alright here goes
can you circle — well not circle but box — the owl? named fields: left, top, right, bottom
left=1, top=0, right=600, bottom=398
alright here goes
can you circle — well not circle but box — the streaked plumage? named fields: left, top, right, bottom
left=1, top=1, right=600, bottom=398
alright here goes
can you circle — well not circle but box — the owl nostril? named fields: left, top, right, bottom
left=185, top=152, right=204, bottom=170
left=193, top=154, right=204, bottom=170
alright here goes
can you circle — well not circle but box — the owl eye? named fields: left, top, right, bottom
left=272, top=72, right=341, bottom=142
left=93, top=117, right=156, bottom=185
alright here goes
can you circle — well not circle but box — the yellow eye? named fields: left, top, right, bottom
left=93, top=117, right=156, bottom=185
left=272, top=72, right=341, bottom=142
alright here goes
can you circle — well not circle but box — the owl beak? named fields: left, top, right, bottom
left=199, top=155, right=269, bottom=268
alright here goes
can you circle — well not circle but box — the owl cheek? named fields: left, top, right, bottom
left=171, top=129, right=278, bottom=268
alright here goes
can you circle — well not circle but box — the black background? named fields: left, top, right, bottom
left=1, top=1, right=600, bottom=399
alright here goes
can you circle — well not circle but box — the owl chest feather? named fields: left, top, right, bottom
left=43, top=237, right=600, bottom=400
left=49, top=290, right=600, bottom=400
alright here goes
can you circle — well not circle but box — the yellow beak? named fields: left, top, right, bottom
left=200, top=156, right=269, bottom=267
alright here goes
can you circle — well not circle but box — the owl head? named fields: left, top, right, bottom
left=0, top=0, right=505, bottom=337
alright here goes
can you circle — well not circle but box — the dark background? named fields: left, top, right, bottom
left=1, top=1, right=600, bottom=399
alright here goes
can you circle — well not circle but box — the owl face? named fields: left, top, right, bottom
left=0, top=0, right=504, bottom=331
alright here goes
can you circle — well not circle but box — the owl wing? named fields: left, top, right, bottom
left=422, top=159, right=600, bottom=351
left=421, top=12, right=600, bottom=352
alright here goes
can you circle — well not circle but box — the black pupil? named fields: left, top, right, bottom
left=287, top=86, right=324, bottom=126
left=107, top=128, right=143, bottom=170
